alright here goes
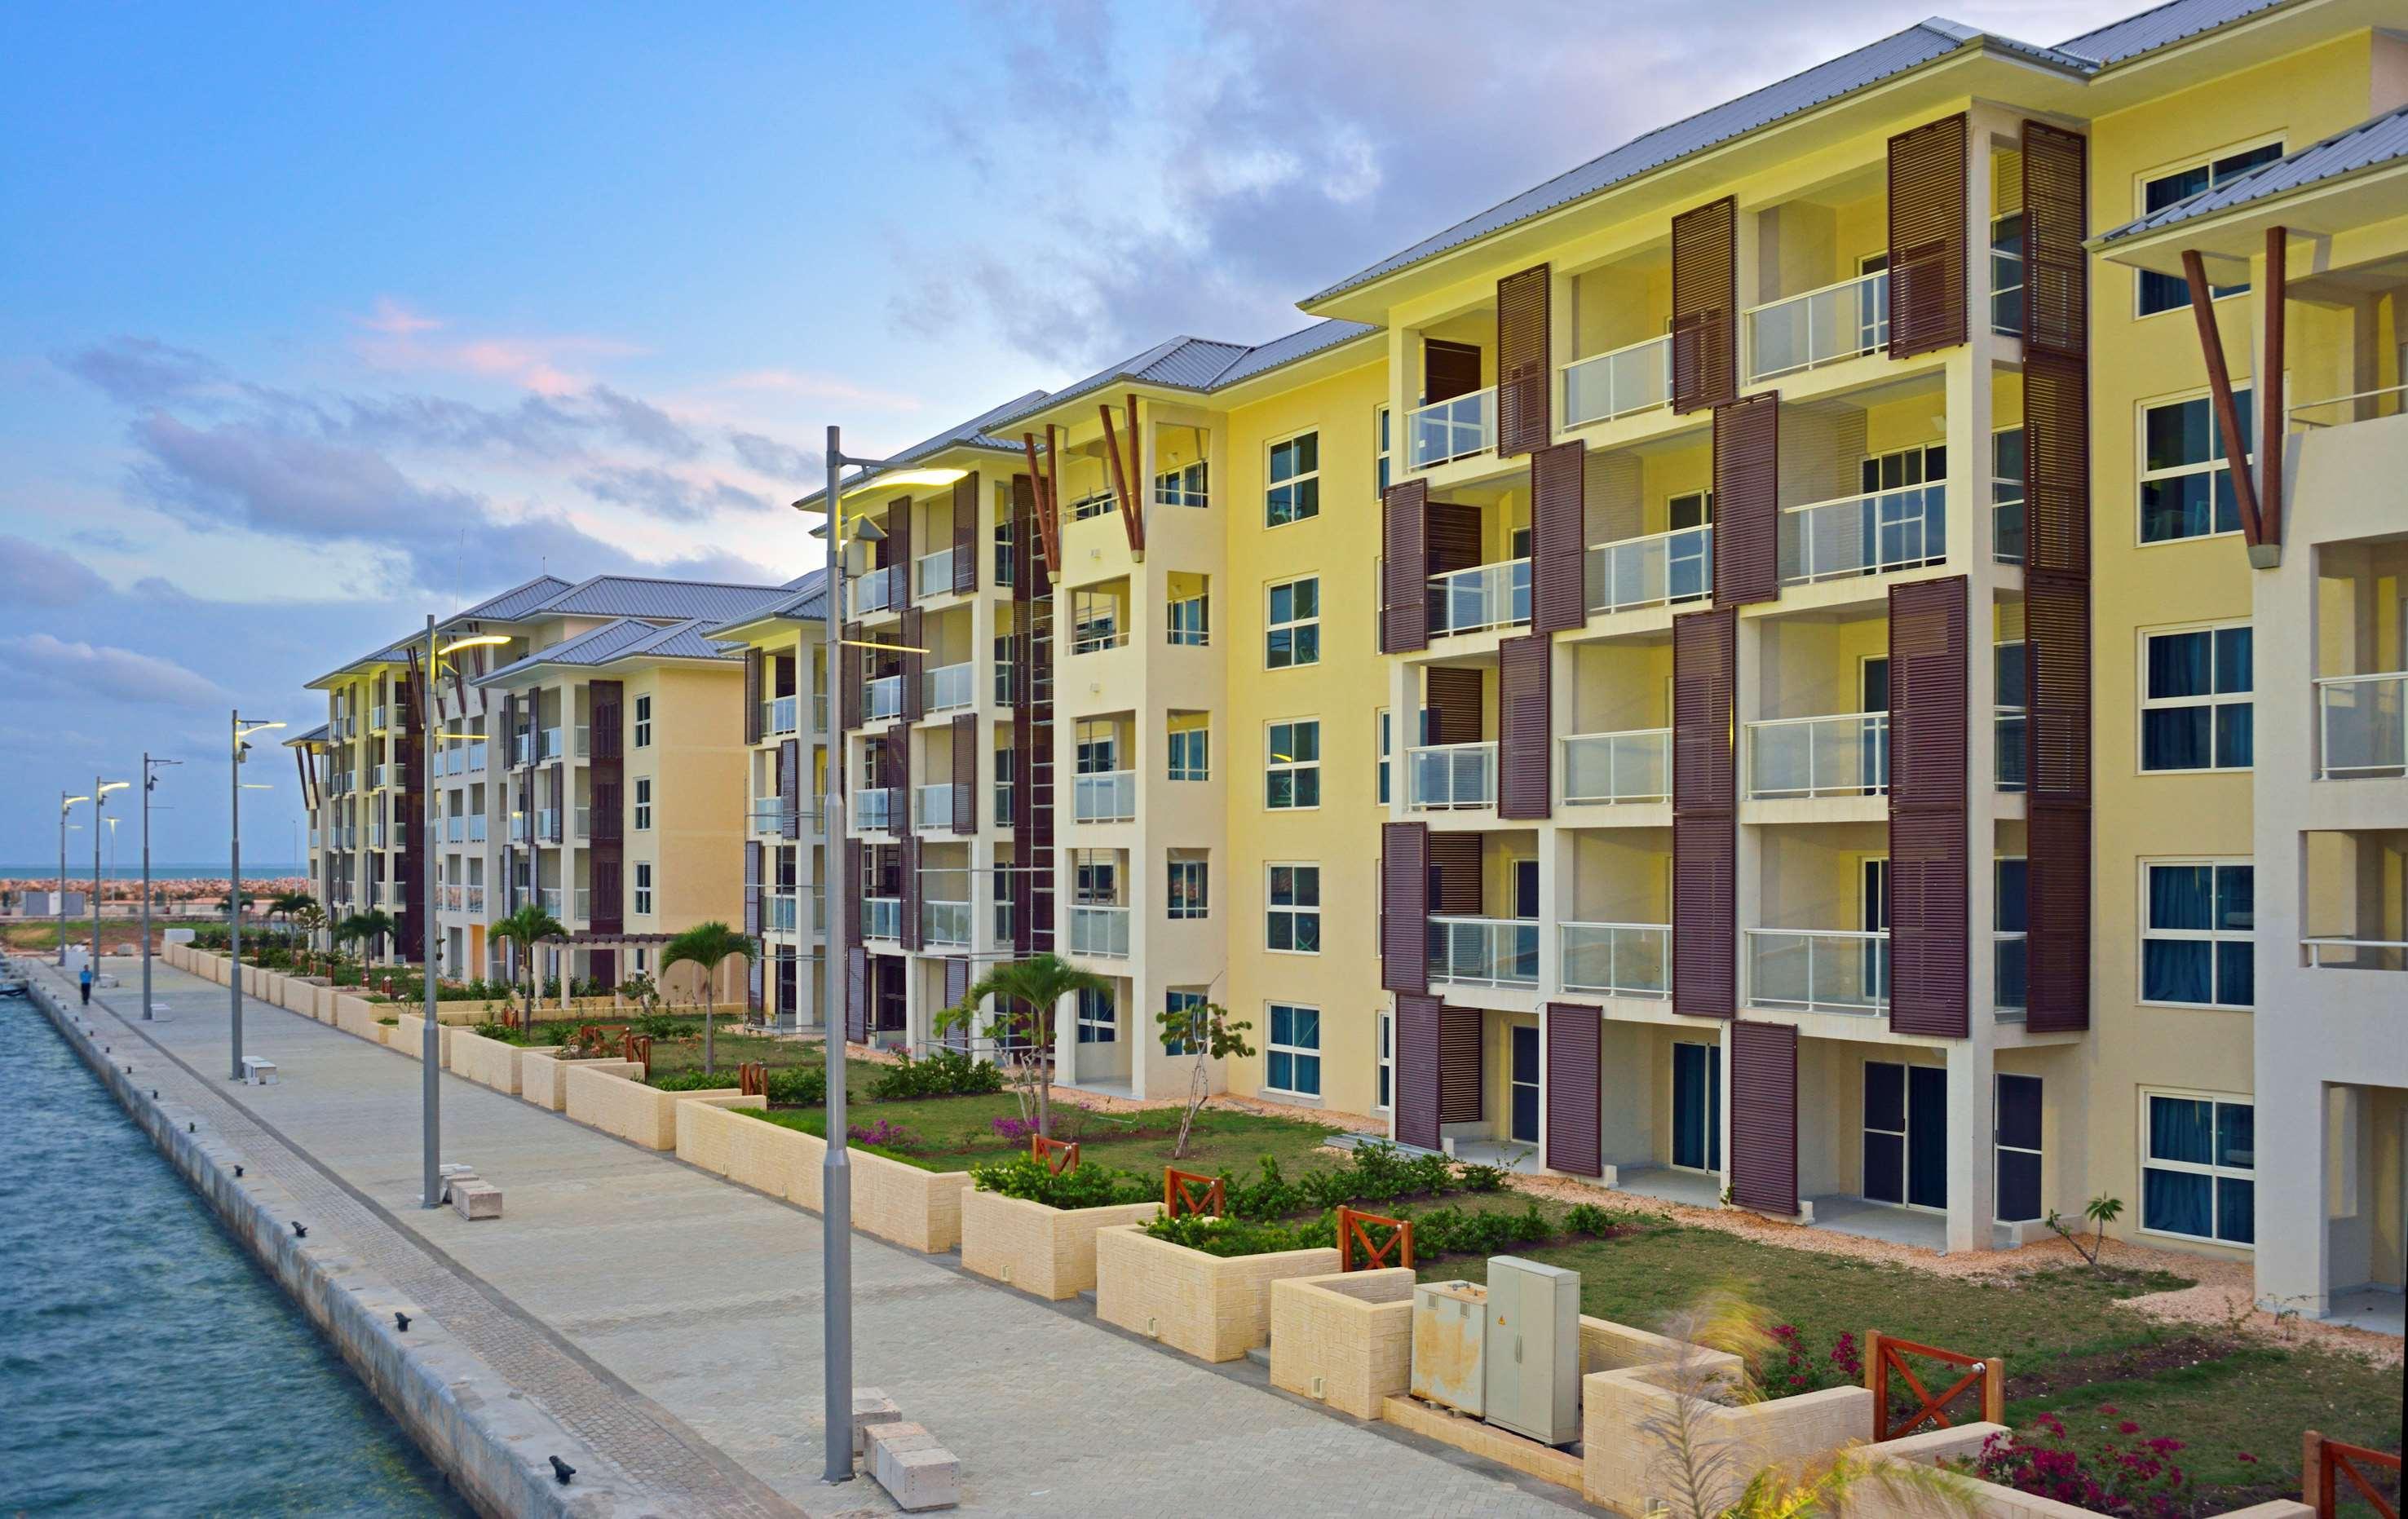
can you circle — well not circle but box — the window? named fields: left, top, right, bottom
left=2141, top=625, right=2253, bottom=771
left=993, top=633, right=1016, bottom=705
left=1995, top=1074, right=2043, bottom=1223
left=633, top=695, right=652, bottom=748
left=1375, top=406, right=1392, bottom=497
left=1070, top=489, right=1115, bottom=523
left=2136, top=144, right=2283, bottom=316
left=993, top=517, right=1017, bottom=588
left=1076, top=984, right=1116, bottom=1044
left=1266, top=431, right=1320, bottom=527
left=1376, top=709, right=1391, bottom=806
left=2142, top=861, right=2254, bottom=1007
left=1071, top=850, right=1119, bottom=904
left=633, top=862, right=654, bottom=916
left=1168, top=857, right=1208, bottom=920
left=1168, top=591, right=1209, bottom=647
left=1070, top=588, right=1121, bottom=652
left=633, top=777, right=653, bottom=832
left=1266, top=720, right=1320, bottom=809
left=1267, top=863, right=1320, bottom=952
left=1375, top=1009, right=1393, bottom=1111
left=1155, top=461, right=1207, bottom=508
left=1266, top=1003, right=1321, bottom=1096
left=2140, top=391, right=2252, bottom=542
left=1167, top=722, right=1208, bottom=781
left=2141, top=1092, right=2254, bottom=1243
left=1164, top=988, right=1206, bottom=1055
left=1076, top=721, right=1118, bottom=776
left=1266, top=577, right=1320, bottom=669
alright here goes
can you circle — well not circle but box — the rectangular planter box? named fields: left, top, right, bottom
left=676, top=1100, right=830, bottom=1208
left=1854, top=1427, right=2317, bottom=1519
left=1582, top=1363, right=1871, bottom=1515
left=960, top=1189, right=1161, bottom=1300
left=564, top=1064, right=740, bottom=1150
left=448, top=1031, right=532, bottom=1094
left=851, top=1149, right=970, bottom=1254
left=517, top=1049, right=608, bottom=1111
left=388, top=1013, right=457, bottom=1066
left=334, top=996, right=387, bottom=1045
left=1269, top=1268, right=1416, bottom=1418
left=1094, top=1225, right=1341, bottom=1363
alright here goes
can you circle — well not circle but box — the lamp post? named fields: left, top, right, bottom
left=57, top=792, right=89, bottom=968
left=231, top=712, right=286, bottom=1080
left=142, top=755, right=182, bottom=1019
left=93, top=778, right=130, bottom=979
left=419, top=627, right=510, bottom=1208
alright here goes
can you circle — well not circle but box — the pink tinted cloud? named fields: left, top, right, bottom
left=348, top=300, right=642, bottom=395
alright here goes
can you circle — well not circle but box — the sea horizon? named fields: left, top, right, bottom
left=0, top=864, right=308, bottom=882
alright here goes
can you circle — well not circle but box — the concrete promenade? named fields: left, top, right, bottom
left=42, top=957, right=1587, bottom=1517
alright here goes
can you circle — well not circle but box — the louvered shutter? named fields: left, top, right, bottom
left=1531, top=439, right=1586, bottom=633
left=1887, top=576, right=1968, bottom=1036
left=2026, top=573, right=2092, bottom=1033
left=1543, top=1003, right=1602, bottom=1177
left=952, top=713, right=977, bottom=834
left=1498, top=634, right=1551, bottom=820
left=1711, top=393, right=1778, bottom=605
left=1381, top=822, right=1428, bottom=994
left=1425, top=503, right=1483, bottom=576
left=1423, top=339, right=1482, bottom=403
left=892, top=728, right=911, bottom=837
left=2025, top=355, right=2091, bottom=582
left=1394, top=992, right=1442, bottom=1149
left=842, top=837, right=863, bottom=947
left=2021, top=121, right=2088, bottom=360
left=744, top=648, right=763, bottom=744
left=1672, top=607, right=1736, bottom=813
left=1730, top=1022, right=1798, bottom=1216
left=888, top=499, right=912, bottom=612
left=846, top=946, right=868, bottom=1042
left=1671, top=196, right=1737, bottom=413
left=1381, top=480, right=1429, bottom=654
left=591, top=858, right=621, bottom=935
left=1428, top=833, right=1482, bottom=916
left=1438, top=1005, right=1482, bottom=1124
left=743, top=841, right=762, bottom=936
left=952, top=473, right=980, bottom=595
left=1424, top=666, right=1483, bottom=748
left=778, top=738, right=800, bottom=840
left=840, top=621, right=863, bottom=730
left=1886, top=113, right=1968, bottom=360
left=899, top=834, right=921, bottom=952
left=1672, top=606, right=1738, bottom=1018
left=899, top=606, right=925, bottom=725
left=1496, top=263, right=1551, bottom=456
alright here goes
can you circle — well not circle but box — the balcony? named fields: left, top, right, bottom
left=865, top=675, right=902, bottom=722
left=914, top=784, right=962, bottom=831
left=1068, top=904, right=1129, bottom=958
left=852, top=565, right=897, bottom=618
left=469, top=740, right=487, bottom=772
left=915, top=546, right=957, bottom=598
left=767, top=890, right=799, bottom=934
left=538, top=726, right=563, bottom=762
left=747, top=800, right=789, bottom=834
left=466, top=885, right=485, bottom=914
left=442, top=885, right=463, bottom=911
left=1995, top=932, right=2027, bottom=1013
left=1747, top=929, right=1888, bottom=1013
left=370, top=764, right=388, bottom=790
left=863, top=897, right=902, bottom=942
left=993, top=781, right=1014, bottom=826
left=1561, top=335, right=1670, bottom=429
left=925, top=662, right=974, bottom=714
left=2302, top=938, right=2408, bottom=972
left=372, top=704, right=389, bottom=731
left=509, top=815, right=529, bottom=844
left=513, top=734, right=534, bottom=766
left=1073, top=771, right=1135, bottom=824
left=1407, top=742, right=1496, bottom=810
left=763, top=695, right=799, bottom=737
left=1427, top=559, right=1530, bottom=638
left=1995, top=708, right=2027, bottom=792
left=536, top=807, right=561, bottom=843
left=1408, top=387, right=1496, bottom=469
left=573, top=806, right=591, bottom=840
left=444, top=817, right=465, bottom=844
left=1588, top=527, right=1712, bottom=616
left=368, top=822, right=387, bottom=849
left=854, top=788, right=895, bottom=832
left=1560, top=922, right=1670, bottom=998
left=1562, top=729, right=1671, bottom=806
left=1746, top=269, right=1885, bottom=384
left=1779, top=484, right=1945, bottom=585
left=540, top=887, right=562, bottom=916
left=921, top=900, right=971, bottom=948
left=1745, top=713, right=1888, bottom=801
left=2317, top=673, right=2406, bottom=779
left=573, top=888, right=590, bottom=921
left=1428, top=916, right=1540, bottom=988
left=1070, top=621, right=1126, bottom=656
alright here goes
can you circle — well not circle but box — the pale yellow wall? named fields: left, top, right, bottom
left=627, top=663, right=747, bottom=934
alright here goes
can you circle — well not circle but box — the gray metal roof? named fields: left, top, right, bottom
left=795, top=391, right=1051, bottom=510
left=532, top=574, right=786, bottom=621
left=2097, top=100, right=2408, bottom=242
left=2052, top=0, right=2287, bottom=65
left=285, top=722, right=331, bottom=746
left=981, top=319, right=1382, bottom=431
left=1209, top=319, right=1383, bottom=387
left=476, top=616, right=738, bottom=684
left=448, top=574, right=572, bottom=624
left=700, top=567, right=831, bottom=637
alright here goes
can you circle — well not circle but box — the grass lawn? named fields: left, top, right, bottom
left=1439, top=1225, right=2402, bottom=1511
left=758, top=1093, right=1352, bottom=1180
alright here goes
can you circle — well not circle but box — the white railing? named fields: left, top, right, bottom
left=746, top=801, right=786, bottom=834
left=1747, top=269, right=1886, bottom=382
left=915, top=546, right=957, bottom=598
left=1069, top=904, right=1130, bottom=958
left=2301, top=937, right=2408, bottom=971
left=1426, top=558, right=1530, bottom=637
left=921, top=900, right=971, bottom=948
left=536, top=807, right=560, bottom=841
left=1070, top=621, right=1126, bottom=655
left=1995, top=708, right=2027, bottom=792
left=1562, top=335, right=1671, bottom=427
left=540, top=726, right=564, bottom=761
left=540, top=888, right=563, bottom=916
left=1562, top=729, right=1671, bottom=805
left=853, top=788, right=895, bottom=832
left=1588, top=526, right=1712, bottom=615
left=1407, top=386, right=1496, bottom=469
left=1407, top=742, right=1496, bottom=810
left=2317, top=673, right=2408, bottom=779
left=1747, top=929, right=1888, bottom=1013
left=914, top=784, right=961, bottom=831
left=1560, top=922, right=1670, bottom=998
left=1779, top=484, right=1946, bottom=585
left=767, top=890, right=799, bottom=934
left=851, top=565, right=897, bottom=617
left=764, top=695, right=798, bottom=736
left=466, top=886, right=485, bottom=914
left=1073, top=771, right=1135, bottom=824
left=1746, top=713, right=1889, bottom=800
left=1991, top=479, right=2026, bottom=564
left=862, top=897, right=901, bottom=942
left=1995, top=932, right=2028, bottom=1013
left=1427, top=916, right=1540, bottom=988
left=2288, top=382, right=2408, bottom=431
left=925, top=661, right=974, bottom=713
left=865, top=675, right=902, bottom=722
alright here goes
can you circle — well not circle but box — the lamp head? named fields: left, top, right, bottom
left=64, top=794, right=91, bottom=809
left=439, top=634, right=510, bottom=656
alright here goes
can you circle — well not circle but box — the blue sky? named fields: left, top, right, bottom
left=0, top=0, right=2132, bottom=865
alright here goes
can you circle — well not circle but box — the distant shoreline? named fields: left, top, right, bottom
left=0, top=866, right=307, bottom=881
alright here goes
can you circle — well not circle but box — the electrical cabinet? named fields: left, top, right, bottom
left=1409, top=1279, right=1487, bottom=1416
left=1482, top=1255, right=1581, bottom=1444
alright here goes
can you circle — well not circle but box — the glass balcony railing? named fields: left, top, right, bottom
left=1426, top=558, right=1530, bottom=638
left=540, top=887, right=562, bottom=916
left=862, top=897, right=902, bottom=942
left=925, top=662, right=974, bottom=713
left=1746, top=269, right=1887, bottom=383
left=509, top=815, right=529, bottom=844
left=1073, top=771, right=1135, bottom=824
left=536, top=807, right=561, bottom=842
left=1995, top=932, right=2028, bottom=1014
left=1588, top=526, right=1712, bottom=616
left=1561, top=335, right=1671, bottom=428
left=539, top=726, right=563, bottom=762
left=921, top=900, right=971, bottom=948
left=1407, top=386, right=1496, bottom=469
left=865, top=675, right=902, bottom=722
left=572, top=806, right=591, bottom=839
left=1068, top=904, right=1129, bottom=958
left=853, top=788, right=895, bottom=832
left=764, top=695, right=799, bottom=736
left=2317, top=673, right=2408, bottom=779
left=767, top=890, right=799, bottom=934
left=915, top=547, right=957, bottom=598
left=1995, top=708, right=2027, bottom=792
left=1562, top=729, right=1671, bottom=806
left=572, top=888, right=590, bottom=921
left=1560, top=922, right=1670, bottom=998
left=442, top=885, right=463, bottom=911
left=1407, top=742, right=1496, bottom=810
left=1746, top=713, right=1889, bottom=800
left=745, top=800, right=785, bottom=834
left=1779, top=484, right=1946, bottom=585
left=813, top=693, right=829, bottom=733
left=468, top=740, right=487, bottom=772
left=851, top=565, right=897, bottom=618
left=1427, top=916, right=1540, bottom=988
left=1747, top=929, right=1888, bottom=1013
left=914, top=784, right=961, bottom=831
left=444, top=817, right=465, bottom=843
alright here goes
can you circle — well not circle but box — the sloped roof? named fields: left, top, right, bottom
left=2052, top=0, right=2286, bottom=65
left=794, top=391, right=1052, bottom=510
left=981, top=319, right=1382, bottom=431
left=449, top=574, right=573, bottom=623
left=285, top=722, right=331, bottom=746
left=700, top=567, right=831, bottom=637
left=2097, top=100, right=2408, bottom=242
left=532, top=574, right=786, bottom=621
left=475, top=616, right=740, bottom=684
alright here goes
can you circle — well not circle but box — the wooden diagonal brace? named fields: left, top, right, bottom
left=2180, top=249, right=2266, bottom=549
left=1098, top=394, right=1145, bottom=558
left=1018, top=431, right=1061, bottom=579
left=2259, top=226, right=2285, bottom=556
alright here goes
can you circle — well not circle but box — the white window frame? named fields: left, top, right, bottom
left=633, top=861, right=654, bottom=917
left=1163, top=988, right=1206, bottom=1055
left=1155, top=459, right=1208, bottom=508
left=2131, top=139, right=2285, bottom=319
left=2137, top=1088, right=2256, bottom=1247
left=1266, top=719, right=1320, bottom=810
left=1265, top=575, right=1321, bottom=670
left=632, top=694, right=653, bottom=748
left=1375, top=1007, right=1393, bottom=1112
left=2137, top=858, right=2255, bottom=1010
left=1266, top=862, right=1321, bottom=954
left=1266, top=429, right=1320, bottom=528
left=2137, top=620, right=2254, bottom=774
left=1167, top=722, right=1208, bottom=782
left=1376, top=708, right=1391, bottom=806
left=1374, top=404, right=1393, bottom=498
left=1167, top=857, right=1208, bottom=921
left=1076, top=983, right=1117, bottom=1044
left=1167, top=590, right=1209, bottom=647
left=2136, top=385, right=2253, bottom=546
left=632, top=776, right=653, bottom=832
left=1265, top=1001, right=1322, bottom=1097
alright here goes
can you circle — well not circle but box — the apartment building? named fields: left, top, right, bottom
left=306, top=637, right=435, bottom=953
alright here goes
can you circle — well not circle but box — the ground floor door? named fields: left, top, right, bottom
left=1672, top=1040, right=1721, bottom=1172
left=1865, top=1060, right=1947, bottom=1209
left=1509, top=1024, right=1540, bottom=1145
left=1995, top=1073, right=2043, bottom=1222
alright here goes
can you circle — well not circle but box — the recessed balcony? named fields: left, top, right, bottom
left=1745, top=713, right=1889, bottom=801
left=1747, top=927, right=1889, bottom=1014
left=914, top=546, right=959, bottom=599
left=1560, top=921, right=1669, bottom=998
left=1779, top=484, right=1946, bottom=586
left=1072, top=771, right=1134, bottom=824
left=2316, top=673, right=2406, bottom=779
left=913, top=784, right=962, bottom=831
left=853, top=788, right=895, bottom=832
left=762, top=695, right=799, bottom=737
left=1408, top=386, right=1496, bottom=469
left=924, top=662, right=975, bottom=715
left=862, top=897, right=901, bottom=943
left=1427, top=916, right=1539, bottom=989
left=1746, top=270, right=1887, bottom=385
left=865, top=675, right=902, bottom=723
left=1427, top=559, right=1530, bottom=638
left=921, top=899, right=971, bottom=948
left=1068, top=904, right=1129, bottom=958
left=767, top=890, right=799, bottom=934
left=1561, top=335, right=1671, bottom=429
left=851, top=565, right=899, bottom=618
left=1407, top=741, right=1496, bottom=811
left=1562, top=729, right=1670, bottom=806
left=1588, top=527, right=1712, bottom=616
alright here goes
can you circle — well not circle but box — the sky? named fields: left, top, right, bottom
left=0, top=0, right=2140, bottom=866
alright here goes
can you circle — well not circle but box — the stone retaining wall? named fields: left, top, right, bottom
left=448, top=1031, right=538, bottom=1095
left=563, top=1065, right=740, bottom=1150
left=1857, top=1426, right=2314, bottom=1519
left=676, top=1099, right=816, bottom=1203
left=1582, top=1362, right=1869, bottom=1514
left=851, top=1150, right=970, bottom=1254
left=1268, top=1268, right=1417, bottom=1418
left=960, top=1190, right=1161, bottom=1300
left=1094, top=1225, right=1340, bottom=1363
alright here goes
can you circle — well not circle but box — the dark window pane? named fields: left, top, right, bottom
left=1864, top=1061, right=1906, bottom=1132
left=2145, top=398, right=2215, bottom=471
left=1998, top=1149, right=2043, bottom=1222
left=2144, top=940, right=2213, bottom=1002
left=2148, top=631, right=2211, bottom=700
left=1864, top=1132, right=1905, bottom=1204
left=2215, top=1177, right=2255, bottom=1243
left=1293, top=770, right=1319, bottom=807
left=1995, top=1073, right=2043, bottom=1151
left=2216, top=1102, right=2255, bottom=1170
left=2215, top=704, right=2254, bottom=768
left=2213, top=626, right=2253, bottom=692
left=2143, top=708, right=2211, bottom=770
left=2141, top=475, right=2215, bottom=541
left=2216, top=866, right=2254, bottom=931
left=2144, top=1168, right=2213, bottom=1236
left=1995, top=859, right=2029, bottom=933
left=2150, top=1095, right=2214, bottom=1164
left=2216, top=940, right=2253, bottom=1006
left=2145, top=164, right=2211, bottom=212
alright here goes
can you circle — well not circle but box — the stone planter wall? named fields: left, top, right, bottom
left=387, top=1013, right=459, bottom=1066
left=1094, top=1225, right=1341, bottom=1363
left=517, top=1050, right=606, bottom=1111
left=448, top=1031, right=541, bottom=1095
left=959, top=1189, right=1162, bottom=1300
left=1849, top=1426, right=2317, bottom=1519
left=563, top=1064, right=740, bottom=1150
left=851, top=1150, right=970, bottom=1254
left=677, top=1102, right=824, bottom=1206
left=1582, top=1362, right=1871, bottom=1515
left=1268, top=1268, right=1416, bottom=1418
left=334, top=996, right=387, bottom=1045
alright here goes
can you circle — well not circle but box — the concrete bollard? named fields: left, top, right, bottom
left=450, top=1181, right=503, bottom=1221
left=851, top=1388, right=902, bottom=1457
left=864, top=1422, right=959, bottom=1511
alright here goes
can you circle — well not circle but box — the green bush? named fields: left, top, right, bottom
left=1399, top=1202, right=1554, bottom=1258
left=865, top=1048, right=1004, bottom=1101
left=470, top=1021, right=532, bottom=1045
left=629, top=1010, right=687, bottom=1039
left=651, top=1067, right=744, bottom=1092
left=765, top=1066, right=825, bottom=1106
left=971, top=1155, right=1155, bottom=1210
left=1454, top=1161, right=1511, bottom=1194
left=1563, top=1203, right=1617, bottom=1237
left=1142, top=1212, right=1332, bottom=1257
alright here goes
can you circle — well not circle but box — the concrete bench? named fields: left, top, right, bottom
left=241, top=1056, right=279, bottom=1085
left=449, top=1181, right=502, bottom=1221
left=864, top=1421, right=959, bottom=1511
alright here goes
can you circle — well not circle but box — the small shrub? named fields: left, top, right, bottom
left=848, top=1118, right=924, bottom=1152
left=1221, top=1155, right=1310, bottom=1221
left=1455, top=1161, right=1511, bottom=1194
left=1143, top=1212, right=1331, bottom=1257
left=470, top=1021, right=530, bottom=1045
left=652, top=1068, right=741, bottom=1092
left=1403, top=1202, right=1553, bottom=1258
left=375, top=1015, right=399, bottom=1026
left=764, top=1065, right=827, bottom=1106
left=866, top=1048, right=1005, bottom=1101
left=555, top=1025, right=616, bottom=1059
left=1763, top=1324, right=1863, bottom=1397
left=1958, top=1411, right=2193, bottom=1518
left=988, top=1115, right=1039, bottom=1144
left=630, top=1011, right=687, bottom=1040
left=1563, top=1203, right=1615, bottom=1236
left=971, top=1155, right=1155, bottom=1209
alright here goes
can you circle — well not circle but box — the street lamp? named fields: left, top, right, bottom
left=231, top=712, right=286, bottom=1080
left=57, top=793, right=90, bottom=968
left=796, top=429, right=962, bottom=1485
left=92, top=779, right=130, bottom=980
left=142, top=755, right=183, bottom=1020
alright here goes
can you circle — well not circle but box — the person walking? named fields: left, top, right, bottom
left=78, top=962, right=94, bottom=1005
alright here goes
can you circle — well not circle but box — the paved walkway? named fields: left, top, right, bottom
left=55, top=960, right=1588, bottom=1517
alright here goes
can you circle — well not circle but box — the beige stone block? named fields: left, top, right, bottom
left=1380, top=1395, right=1584, bottom=1491
left=1269, top=1269, right=1416, bottom=1419
left=960, top=1189, right=1161, bottom=1300
left=1582, top=1362, right=1870, bottom=1515
left=864, top=1422, right=958, bottom=1511
left=851, top=1149, right=971, bottom=1254
left=851, top=1389, right=901, bottom=1457
left=514, top=1049, right=584, bottom=1111
left=1094, top=1225, right=1341, bottom=1363
left=563, top=1063, right=739, bottom=1150
left=447, top=1031, right=524, bottom=1094
left=450, top=1181, right=503, bottom=1220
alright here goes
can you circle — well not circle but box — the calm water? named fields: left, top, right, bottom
left=0, top=999, right=467, bottom=1517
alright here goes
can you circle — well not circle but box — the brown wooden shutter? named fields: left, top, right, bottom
left=1438, top=1005, right=1483, bottom=1124
left=1423, top=338, right=1482, bottom=404
left=1496, top=263, right=1550, bottom=456
left=1381, top=821, right=1428, bottom=995
left=1425, top=502, right=1483, bottom=576
left=2021, top=121, right=2088, bottom=360
left=1498, top=634, right=1551, bottom=820
left=1424, top=666, right=1483, bottom=747
left=899, top=834, right=921, bottom=951
left=2025, top=355, right=2091, bottom=583
left=743, top=647, right=763, bottom=744
left=1543, top=1002, right=1602, bottom=1177
left=2026, top=571, right=2092, bottom=1034
left=846, top=946, right=868, bottom=1041
left=893, top=727, right=912, bottom=837
left=842, top=837, right=863, bottom=948
left=591, top=857, right=621, bottom=935
left=1393, top=993, right=1442, bottom=1149
left=1531, top=440, right=1586, bottom=633
left=743, top=841, right=762, bottom=936
left=899, top=606, right=925, bottom=725
left=1672, top=607, right=1736, bottom=813
left=1887, top=576, right=1969, bottom=1037
left=1381, top=480, right=1429, bottom=653
left=1672, top=814, right=1736, bottom=1017
left=1428, top=833, right=1483, bottom=916
left=1671, top=196, right=1737, bottom=413
left=1711, top=393, right=1778, bottom=605
left=1886, top=113, right=1968, bottom=360
left=887, top=499, right=912, bottom=612
left=952, top=473, right=980, bottom=595
left=1729, top=1022, right=1797, bottom=1216
left=951, top=713, right=977, bottom=833
left=778, top=738, right=801, bottom=840
left=840, top=621, right=863, bottom=730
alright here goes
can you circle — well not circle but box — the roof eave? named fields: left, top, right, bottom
left=2092, top=157, right=2408, bottom=274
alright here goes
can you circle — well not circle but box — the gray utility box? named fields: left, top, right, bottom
left=1482, top=1256, right=1582, bottom=1445
left=1409, top=1279, right=1488, bottom=1417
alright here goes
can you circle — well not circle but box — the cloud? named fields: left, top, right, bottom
left=577, top=463, right=771, bottom=522
left=356, top=297, right=443, bottom=337
left=0, top=535, right=110, bottom=607
left=0, top=633, right=232, bottom=707
left=53, top=336, right=230, bottom=408
left=728, top=430, right=820, bottom=482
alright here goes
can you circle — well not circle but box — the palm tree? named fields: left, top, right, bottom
left=269, top=890, right=316, bottom=946
left=489, top=903, right=566, bottom=1031
left=659, top=921, right=754, bottom=1075
left=342, top=908, right=397, bottom=965
left=935, top=953, right=1111, bottom=1140
left=290, top=903, right=327, bottom=967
